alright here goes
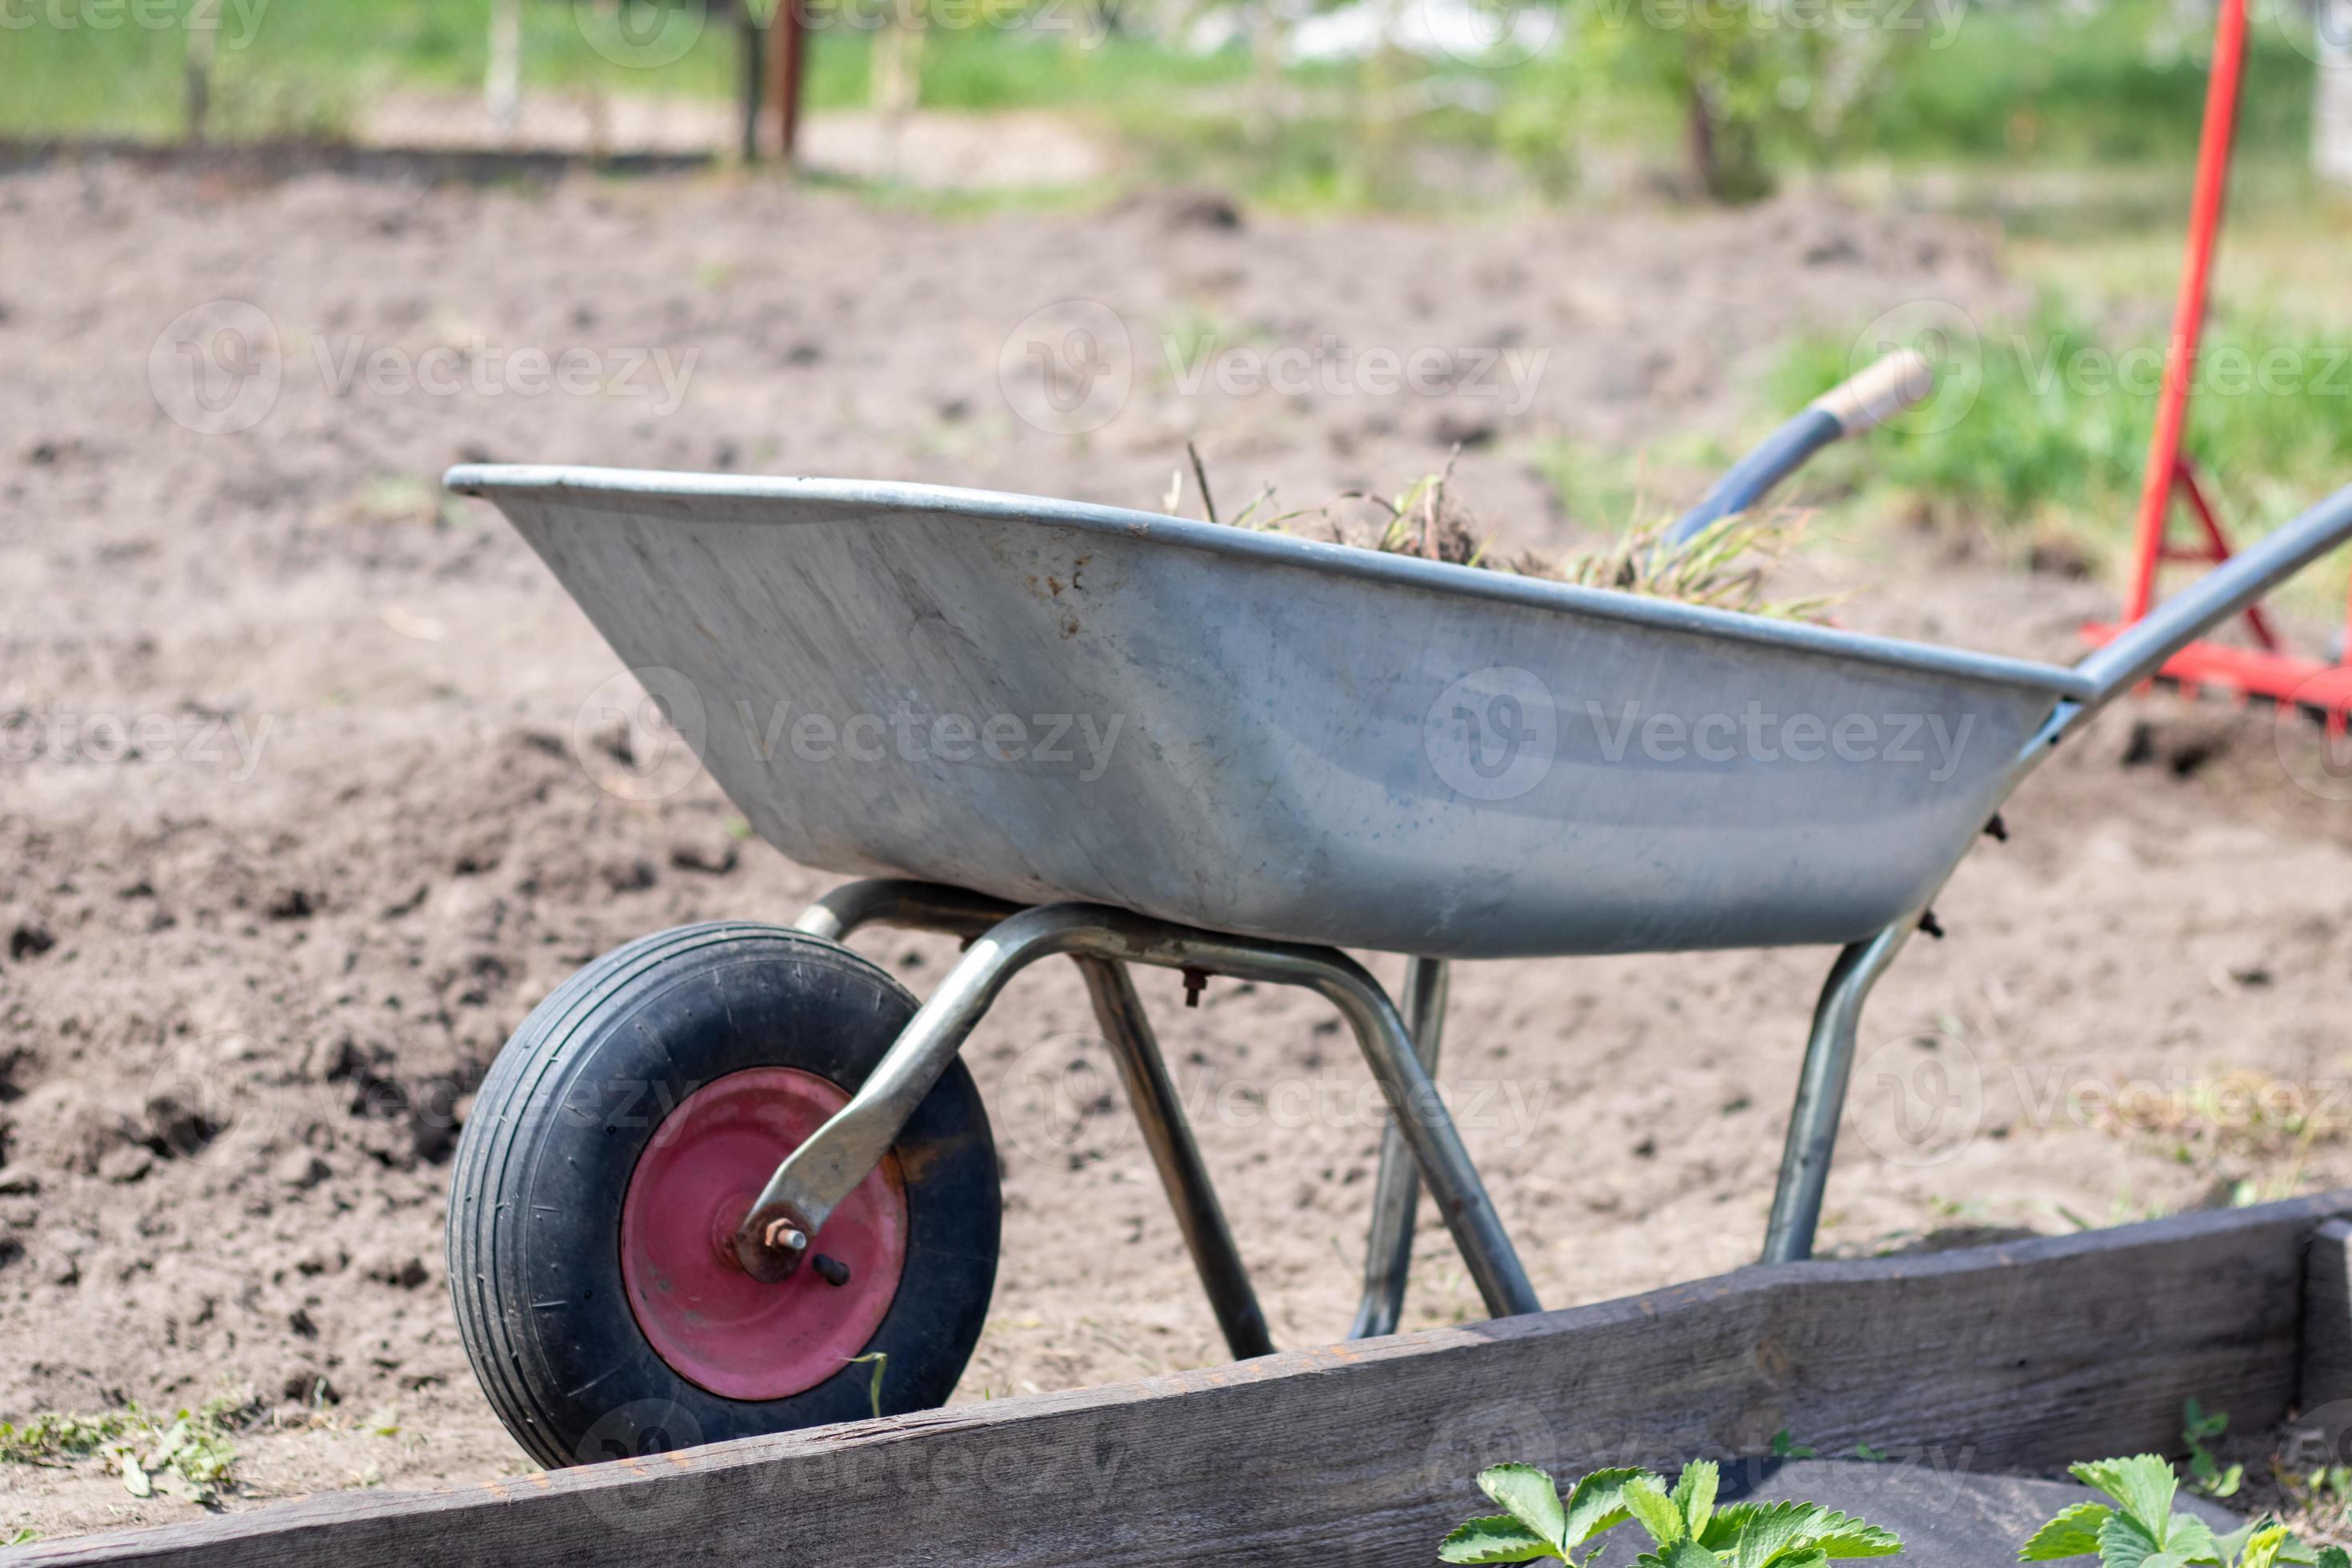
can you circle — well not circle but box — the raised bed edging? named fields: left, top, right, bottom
left=19, top=1189, right=2351, bottom=1567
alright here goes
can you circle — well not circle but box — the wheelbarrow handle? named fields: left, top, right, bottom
left=1666, top=349, right=1934, bottom=546
left=2073, top=481, right=2352, bottom=712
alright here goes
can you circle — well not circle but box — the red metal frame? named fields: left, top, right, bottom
left=2079, top=0, right=2352, bottom=726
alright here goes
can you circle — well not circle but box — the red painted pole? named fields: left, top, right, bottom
left=2124, top=0, right=2249, bottom=622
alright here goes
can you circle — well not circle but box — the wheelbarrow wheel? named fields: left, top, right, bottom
left=448, top=922, right=998, bottom=1470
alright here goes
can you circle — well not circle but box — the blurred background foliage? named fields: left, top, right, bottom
left=0, top=0, right=2331, bottom=198
left=6, top=0, right=2350, bottom=553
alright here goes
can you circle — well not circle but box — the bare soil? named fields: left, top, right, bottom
left=1, top=161, right=2346, bottom=1543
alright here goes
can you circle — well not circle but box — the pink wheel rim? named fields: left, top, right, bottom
left=619, top=1067, right=908, bottom=1402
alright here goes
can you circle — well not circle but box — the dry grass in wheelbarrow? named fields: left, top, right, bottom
left=1175, top=442, right=1839, bottom=623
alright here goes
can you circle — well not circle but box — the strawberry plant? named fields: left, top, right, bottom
left=1438, top=1458, right=1903, bottom=1566
left=2020, top=1454, right=2350, bottom=1568
left=2182, top=1400, right=2245, bottom=1501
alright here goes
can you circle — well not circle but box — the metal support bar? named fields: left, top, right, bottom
left=1349, top=957, right=1449, bottom=1339
left=752, top=900, right=1540, bottom=1321
left=1071, top=957, right=1274, bottom=1359
left=794, top=878, right=1023, bottom=944
left=798, top=882, right=1273, bottom=1358
left=1770, top=486, right=2352, bottom=1264
left=1759, top=926, right=1911, bottom=1263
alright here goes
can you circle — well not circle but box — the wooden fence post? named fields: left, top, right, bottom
left=767, top=0, right=807, bottom=162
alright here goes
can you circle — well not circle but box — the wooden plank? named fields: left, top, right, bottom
left=2301, top=1217, right=2352, bottom=1418
left=24, top=1190, right=2349, bottom=1568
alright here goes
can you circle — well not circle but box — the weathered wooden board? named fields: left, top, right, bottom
left=23, top=1190, right=2348, bottom=1568
left=2302, top=1218, right=2352, bottom=1422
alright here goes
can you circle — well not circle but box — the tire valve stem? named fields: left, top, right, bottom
left=1917, top=908, right=1946, bottom=940
left=812, top=1254, right=852, bottom=1287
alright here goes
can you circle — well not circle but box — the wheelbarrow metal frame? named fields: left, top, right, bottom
left=794, top=879, right=1454, bottom=1348
left=752, top=890, right=1537, bottom=1335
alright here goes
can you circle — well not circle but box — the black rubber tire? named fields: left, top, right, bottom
left=447, top=922, right=999, bottom=1469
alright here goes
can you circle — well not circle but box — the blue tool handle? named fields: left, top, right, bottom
left=1666, top=349, right=1933, bottom=547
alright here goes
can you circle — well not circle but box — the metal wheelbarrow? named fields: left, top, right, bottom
left=441, top=354, right=2352, bottom=1467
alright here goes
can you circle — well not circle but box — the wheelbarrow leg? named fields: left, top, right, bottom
left=745, top=902, right=1540, bottom=1322
left=1349, top=956, right=1448, bottom=1340
left=1761, top=921, right=1914, bottom=1265
left=1071, top=956, right=1274, bottom=1360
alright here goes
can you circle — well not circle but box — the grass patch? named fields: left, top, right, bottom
left=1846, top=0, right=2316, bottom=168
left=1772, top=298, right=2352, bottom=548
left=0, top=1391, right=259, bottom=1507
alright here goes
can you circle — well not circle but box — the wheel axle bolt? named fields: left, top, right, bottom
left=765, top=1220, right=809, bottom=1253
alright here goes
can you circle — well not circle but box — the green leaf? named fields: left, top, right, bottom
left=120, top=1452, right=151, bottom=1498
left=1635, top=1545, right=1726, bottom=1568
left=2098, top=1513, right=2166, bottom=1568
left=1700, top=1502, right=1761, bottom=1550
left=1478, top=1464, right=1568, bottom=1551
left=2313, top=1547, right=2350, bottom=1568
left=2162, top=1517, right=2220, bottom=1565
left=1708, top=1501, right=1820, bottom=1568
left=1766, top=1552, right=1832, bottom=1568
left=1625, top=1478, right=1690, bottom=1546
left=1439, top=1515, right=1560, bottom=1563
left=2103, top=1457, right=2182, bottom=1538
left=2021, top=1502, right=2114, bottom=1559
left=1674, top=1461, right=1722, bottom=1538
left=1563, top=1467, right=1654, bottom=1548
left=2239, top=1526, right=2294, bottom=1568
left=1664, top=1543, right=1727, bottom=1568
left=1797, top=1511, right=1903, bottom=1558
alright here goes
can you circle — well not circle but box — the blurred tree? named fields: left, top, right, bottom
left=1582, top=0, right=1889, bottom=202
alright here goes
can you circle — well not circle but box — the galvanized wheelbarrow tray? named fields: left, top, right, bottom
left=439, top=364, right=2352, bottom=1467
